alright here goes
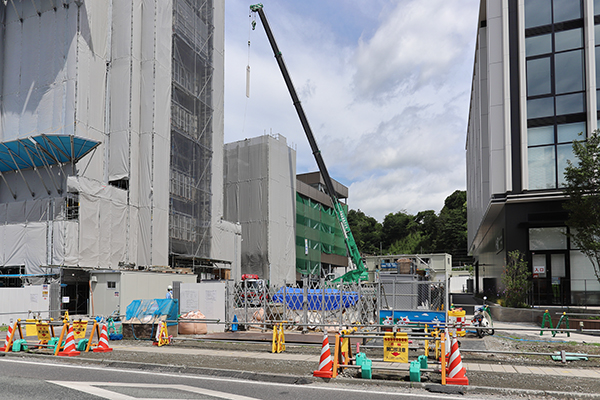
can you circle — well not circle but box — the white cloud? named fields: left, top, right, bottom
left=353, top=0, right=479, bottom=99
left=225, top=0, right=479, bottom=221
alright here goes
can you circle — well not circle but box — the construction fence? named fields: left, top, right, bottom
left=225, top=278, right=446, bottom=331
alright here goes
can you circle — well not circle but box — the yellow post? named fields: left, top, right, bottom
left=434, top=328, right=440, bottom=359
left=277, top=324, right=285, bottom=353
left=17, top=319, right=24, bottom=339
left=441, top=332, right=446, bottom=385
left=424, top=324, right=429, bottom=358
left=271, top=323, right=277, bottom=353
left=332, top=334, right=340, bottom=378
left=85, top=321, right=99, bottom=352
left=54, top=322, right=68, bottom=356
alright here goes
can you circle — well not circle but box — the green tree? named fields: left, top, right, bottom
left=381, top=211, right=412, bottom=249
left=563, top=129, right=600, bottom=283
left=347, top=209, right=382, bottom=255
left=435, top=190, right=468, bottom=260
left=501, top=250, right=531, bottom=308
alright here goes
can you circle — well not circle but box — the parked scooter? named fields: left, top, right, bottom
left=472, top=297, right=494, bottom=338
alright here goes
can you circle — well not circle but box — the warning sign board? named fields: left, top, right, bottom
left=25, top=319, right=38, bottom=337
left=383, top=332, right=409, bottom=363
left=72, top=320, right=88, bottom=340
left=36, top=323, right=51, bottom=341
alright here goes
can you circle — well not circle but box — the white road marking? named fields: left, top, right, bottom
left=48, top=381, right=260, bottom=400
left=2, top=358, right=467, bottom=399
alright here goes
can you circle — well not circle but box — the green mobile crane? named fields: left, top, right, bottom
left=250, top=4, right=368, bottom=283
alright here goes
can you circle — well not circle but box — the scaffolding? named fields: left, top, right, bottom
left=169, top=0, right=214, bottom=265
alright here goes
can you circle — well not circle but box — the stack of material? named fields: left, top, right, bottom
left=398, top=258, right=412, bottom=274
left=178, top=311, right=207, bottom=335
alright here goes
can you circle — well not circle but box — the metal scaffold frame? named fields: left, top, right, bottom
left=169, top=0, right=215, bottom=265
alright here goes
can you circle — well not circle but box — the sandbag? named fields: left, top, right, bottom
left=178, top=311, right=208, bottom=335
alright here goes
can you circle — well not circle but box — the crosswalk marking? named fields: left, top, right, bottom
left=48, top=381, right=260, bottom=400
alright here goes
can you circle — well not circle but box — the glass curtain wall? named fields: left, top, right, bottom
left=170, top=0, right=214, bottom=263
left=524, top=0, right=584, bottom=189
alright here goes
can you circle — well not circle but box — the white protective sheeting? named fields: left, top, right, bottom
left=211, top=219, right=242, bottom=281
left=223, top=135, right=296, bottom=285
left=52, top=221, right=79, bottom=266
left=0, top=0, right=175, bottom=273
left=69, top=176, right=128, bottom=268
left=0, top=1, right=78, bottom=140
left=0, top=223, right=46, bottom=275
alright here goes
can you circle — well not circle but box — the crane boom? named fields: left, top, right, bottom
left=250, top=4, right=367, bottom=282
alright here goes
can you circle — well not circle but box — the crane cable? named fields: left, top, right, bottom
left=241, top=12, right=256, bottom=135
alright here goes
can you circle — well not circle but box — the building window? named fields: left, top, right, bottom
left=527, top=121, right=583, bottom=189
left=524, top=0, right=585, bottom=190
left=107, top=281, right=116, bottom=289
left=109, top=179, right=129, bottom=190
left=529, top=227, right=567, bottom=250
left=66, top=194, right=79, bottom=220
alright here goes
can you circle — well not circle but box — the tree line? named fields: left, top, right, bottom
left=347, top=190, right=470, bottom=265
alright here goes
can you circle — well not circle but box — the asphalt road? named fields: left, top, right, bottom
left=0, top=356, right=510, bottom=400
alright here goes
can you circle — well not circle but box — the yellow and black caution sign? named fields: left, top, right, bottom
left=72, top=320, right=88, bottom=340
left=383, top=332, right=409, bottom=363
left=157, top=322, right=170, bottom=346
left=36, top=323, right=52, bottom=343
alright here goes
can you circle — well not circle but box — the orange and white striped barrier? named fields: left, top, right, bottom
left=0, top=322, right=15, bottom=352
left=313, top=332, right=333, bottom=378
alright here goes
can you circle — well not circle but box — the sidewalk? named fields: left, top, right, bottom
left=108, top=319, right=600, bottom=381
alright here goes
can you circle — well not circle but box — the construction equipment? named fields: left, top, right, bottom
left=250, top=4, right=368, bottom=283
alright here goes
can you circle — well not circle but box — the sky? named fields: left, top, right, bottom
left=224, top=0, right=480, bottom=222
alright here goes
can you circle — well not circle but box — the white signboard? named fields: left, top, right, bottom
left=533, top=265, right=546, bottom=274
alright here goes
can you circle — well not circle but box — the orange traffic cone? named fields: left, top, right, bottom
left=0, top=323, right=14, bottom=352
left=93, top=324, right=113, bottom=353
left=57, top=325, right=81, bottom=357
left=446, top=335, right=468, bottom=385
left=313, top=332, right=334, bottom=378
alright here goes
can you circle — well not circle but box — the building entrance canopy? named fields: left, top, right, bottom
left=0, top=134, right=100, bottom=173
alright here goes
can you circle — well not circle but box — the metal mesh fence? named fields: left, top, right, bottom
left=226, top=278, right=379, bottom=331
left=378, top=278, right=446, bottom=312
left=225, top=277, right=446, bottom=331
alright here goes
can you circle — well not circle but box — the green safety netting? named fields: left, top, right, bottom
left=296, top=193, right=348, bottom=275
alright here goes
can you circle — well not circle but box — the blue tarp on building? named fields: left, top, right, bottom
left=272, top=287, right=359, bottom=311
left=125, top=299, right=179, bottom=327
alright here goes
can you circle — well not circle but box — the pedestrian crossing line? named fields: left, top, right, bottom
left=48, top=381, right=260, bottom=400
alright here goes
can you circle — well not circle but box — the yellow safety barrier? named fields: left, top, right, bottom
left=271, top=323, right=285, bottom=353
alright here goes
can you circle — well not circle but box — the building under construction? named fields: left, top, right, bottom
left=0, top=0, right=238, bottom=313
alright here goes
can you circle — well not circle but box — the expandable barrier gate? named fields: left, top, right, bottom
left=2, top=314, right=110, bottom=356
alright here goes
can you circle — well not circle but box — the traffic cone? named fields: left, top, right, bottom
left=93, top=324, right=113, bottom=353
left=0, top=323, right=14, bottom=352
left=57, top=325, right=81, bottom=357
left=446, top=335, right=469, bottom=385
left=313, top=332, right=334, bottom=378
